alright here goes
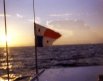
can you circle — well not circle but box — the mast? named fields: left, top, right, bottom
left=33, top=0, right=39, bottom=81
left=3, top=0, right=10, bottom=81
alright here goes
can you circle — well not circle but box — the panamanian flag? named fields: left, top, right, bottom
left=35, top=24, right=61, bottom=47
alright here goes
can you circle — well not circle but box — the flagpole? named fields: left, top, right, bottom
left=33, top=0, right=39, bottom=81
left=3, top=0, right=10, bottom=81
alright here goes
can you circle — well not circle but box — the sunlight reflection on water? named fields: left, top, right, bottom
left=0, top=78, right=8, bottom=81
left=0, top=48, right=18, bottom=81
left=0, top=74, right=19, bottom=81
left=0, top=49, right=13, bottom=70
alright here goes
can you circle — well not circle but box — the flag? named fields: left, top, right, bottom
left=35, top=24, right=61, bottom=47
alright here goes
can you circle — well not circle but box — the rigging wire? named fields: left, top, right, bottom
left=3, top=0, right=10, bottom=81
left=33, top=0, right=39, bottom=81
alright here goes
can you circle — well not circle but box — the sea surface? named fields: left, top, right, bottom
left=0, top=44, right=103, bottom=81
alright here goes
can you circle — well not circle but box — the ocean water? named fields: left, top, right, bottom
left=0, top=44, right=103, bottom=81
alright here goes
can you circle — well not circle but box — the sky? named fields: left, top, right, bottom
left=0, top=0, right=103, bottom=47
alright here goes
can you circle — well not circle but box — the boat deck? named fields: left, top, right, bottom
left=38, top=66, right=103, bottom=81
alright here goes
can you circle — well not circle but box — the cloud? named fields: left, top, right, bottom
left=0, top=14, right=11, bottom=17
left=16, top=13, right=23, bottom=18
left=49, top=13, right=93, bottom=18
left=28, top=17, right=41, bottom=24
left=47, top=19, right=89, bottom=30
left=49, top=13, right=72, bottom=17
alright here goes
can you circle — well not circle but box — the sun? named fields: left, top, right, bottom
left=0, top=23, right=35, bottom=47
left=0, top=34, right=12, bottom=47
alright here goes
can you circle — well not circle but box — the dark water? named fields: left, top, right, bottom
left=0, top=44, right=103, bottom=81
